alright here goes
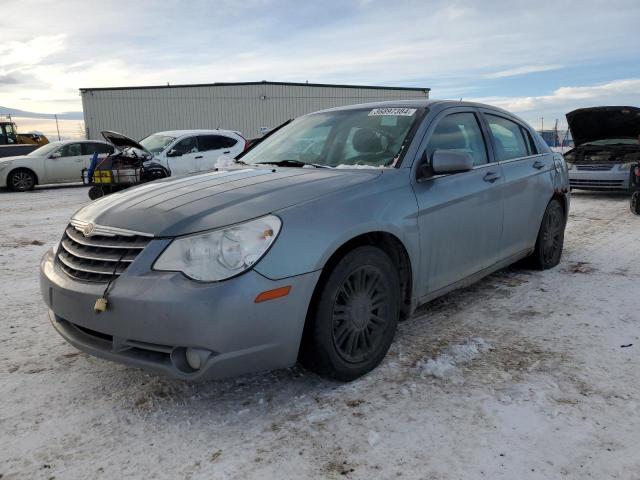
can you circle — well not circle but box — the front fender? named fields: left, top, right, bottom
left=254, top=169, right=420, bottom=288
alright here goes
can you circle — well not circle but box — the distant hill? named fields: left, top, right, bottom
left=0, top=106, right=83, bottom=121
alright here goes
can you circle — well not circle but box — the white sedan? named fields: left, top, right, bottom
left=104, top=129, right=247, bottom=176
left=0, top=140, right=114, bottom=191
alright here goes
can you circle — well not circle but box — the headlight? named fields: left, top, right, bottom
left=566, top=162, right=574, bottom=170
left=618, top=162, right=634, bottom=171
left=153, top=215, right=281, bottom=281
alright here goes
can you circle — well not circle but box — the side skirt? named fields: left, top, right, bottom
left=413, top=249, right=532, bottom=311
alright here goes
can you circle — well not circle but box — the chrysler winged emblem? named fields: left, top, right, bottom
left=82, top=222, right=95, bottom=237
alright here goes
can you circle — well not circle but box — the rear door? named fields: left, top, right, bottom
left=480, top=111, right=554, bottom=258
left=197, top=134, right=240, bottom=167
left=412, top=109, right=505, bottom=297
left=46, top=142, right=85, bottom=182
left=82, top=142, right=114, bottom=168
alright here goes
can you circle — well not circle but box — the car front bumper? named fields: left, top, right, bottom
left=40, top=245, right=321, bottom=380
left=568, top=165, right=632, bottom=191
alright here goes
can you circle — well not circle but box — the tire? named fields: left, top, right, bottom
left=301, top=246, right=401, bottom=381
left=631, top=191, right=640, bottom=216
left=530, top=199, right=565, bottom=270
left=88, top=186, right=105, bottom=200
left=8, top=168, right=36, bottom=192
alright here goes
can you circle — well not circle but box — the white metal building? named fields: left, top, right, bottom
left=80, top=81, right=430, bottom=141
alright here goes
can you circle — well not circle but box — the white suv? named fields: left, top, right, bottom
left=103, top=129, right=247, bottom=176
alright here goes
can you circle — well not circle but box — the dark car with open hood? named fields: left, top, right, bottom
left=564, top=106, right=640, bottom=191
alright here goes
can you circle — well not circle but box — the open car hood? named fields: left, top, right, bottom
left=101, top=130, right=149, bottom=153
left=566, top=106, right=640, bottom=146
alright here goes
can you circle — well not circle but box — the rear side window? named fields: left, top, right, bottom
left=426, top=112, right=488, bottom=166
left=82, top=143, right=113, bottom=155
left=198, top=135, right=237, bottom=151
left=486, top=115, right=531, bottom=161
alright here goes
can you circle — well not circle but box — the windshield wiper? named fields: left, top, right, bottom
left=258, top=159, right=332, bottom=169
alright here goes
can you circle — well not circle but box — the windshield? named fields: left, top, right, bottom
left=139, top=134, right=176, bottom=154
left=241, top=107, right=424, bottom=168
left=27, top=142, right=62, bottom=157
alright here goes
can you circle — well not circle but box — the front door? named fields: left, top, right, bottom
left=412, top=110, right=504, bottom=297
left=481, top=112, right=555, bottom=258
left=46, top=143, right=86, bottom=183
left=166, top=136, right=200, bottom=176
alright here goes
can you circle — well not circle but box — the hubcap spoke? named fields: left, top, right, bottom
left=331, top=265, right=391, bottom=363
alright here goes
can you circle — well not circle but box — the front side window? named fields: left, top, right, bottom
left=59, top=143, right=82, bottom=157
left=241, top=107, right=425, bottom=168
left=425, top=112, right=488, bottom=166
left=172, top=137, right=198, bottom=155
left=28, top=142, right=61, bottom=157
left=486, top=114, right=530, bottom=161
left=198, top=135, right=237, bottom=151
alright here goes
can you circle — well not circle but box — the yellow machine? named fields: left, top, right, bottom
left=0, top=117, right=49, bottom=146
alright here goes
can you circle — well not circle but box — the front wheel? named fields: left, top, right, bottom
left=301, top=246, right=400, bottom=381
left=530, top=199, right=565, bottom=269
left=8, top=169, right=36, bottom=192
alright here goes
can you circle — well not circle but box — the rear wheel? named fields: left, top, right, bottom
left=301, top=246, right=400, bottom=381
left=631, top=191, right=640, bottom=216
left=8, top=169, right=36, bottom=192
left=530, top=199, right=565, bottom=269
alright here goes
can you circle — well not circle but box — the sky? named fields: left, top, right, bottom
left=1, top=0, right=639, bottom=131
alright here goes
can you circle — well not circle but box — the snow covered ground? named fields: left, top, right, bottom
left=1, top=186, right=639, bottom=479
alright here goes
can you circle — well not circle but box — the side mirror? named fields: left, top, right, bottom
left=432, top=150, right=473, bottom=174
left=167, top=149, right=182, bottom=157
left=50, top=151, right=62, bottom=159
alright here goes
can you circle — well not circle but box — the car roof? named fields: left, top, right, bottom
left=314, top=99, right=517, bottom=117
left=154, top=129, right=242, bottom=138
left=47, top=139, right=110, bottom=146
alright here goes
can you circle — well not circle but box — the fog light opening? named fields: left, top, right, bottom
left=186, top=348, right=211, bottom=370
left=170, top=347, right=212, bottom=373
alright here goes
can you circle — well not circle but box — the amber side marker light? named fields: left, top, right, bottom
left=255, top=286, right=292, bottom=303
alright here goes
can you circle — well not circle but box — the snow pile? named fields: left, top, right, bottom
left=414, top=337, right=490, bottom=384
left=215, top=155, right=239, bottom=169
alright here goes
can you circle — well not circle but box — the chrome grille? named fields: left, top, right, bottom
left=56, top=222, right=152, bottom=282
left=576, top=164, right=614, bottom=171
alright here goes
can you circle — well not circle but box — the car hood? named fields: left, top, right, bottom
left=73, top=167, right=382, bottom=237
left=566, top=106, right=640, bottom=146
left=0, top=155, right=29, bottom=164
left=101, top=130, right=149, bottom=153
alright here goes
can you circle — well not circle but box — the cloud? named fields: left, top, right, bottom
left=0, top=34, right=66, bottom=68
left=0, top=0, right=638, bottom=119
left=471, top=78, right=640, bottom=127
left=484, top=64, right=563, bottom=79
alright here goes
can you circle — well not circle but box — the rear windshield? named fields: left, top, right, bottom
left=242, top=107, right=425, bottom=168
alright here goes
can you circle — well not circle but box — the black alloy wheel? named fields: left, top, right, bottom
left=531, top=199, right=565, bottom=269
left=301, top=246, right=400, bottom=381
left=8, top=169, right=36, bottom=192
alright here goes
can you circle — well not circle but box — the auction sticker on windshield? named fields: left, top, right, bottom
left=369, top=108, right=417, bottom=116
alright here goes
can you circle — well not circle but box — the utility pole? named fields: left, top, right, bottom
left=541, top=117, right=544, bottom=132
left=54, top=114, right=61, bottom=140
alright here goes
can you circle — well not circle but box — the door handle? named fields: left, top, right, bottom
left=533, top=160, right=545, bottom=169
left=483, top=171, right=500, bottom=183
left=194, top=156, right=203, bottom=159
left=223, top=150, right=231, bottom=154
